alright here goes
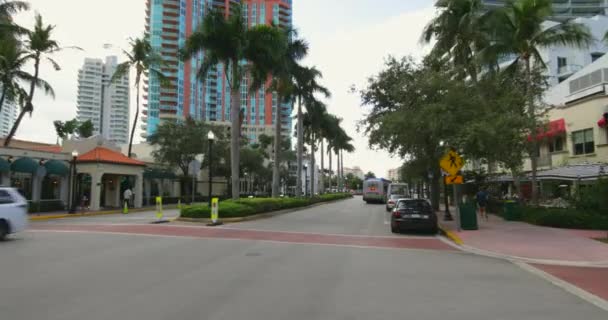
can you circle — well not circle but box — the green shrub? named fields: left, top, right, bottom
left=519, top=206, right=608, bottom=230
left=574, top=179, right=608, bottom=214
left=28, top=200, right=66, bottom=213
left=180, top=193, right=352, bottom=219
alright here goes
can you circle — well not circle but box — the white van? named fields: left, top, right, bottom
left=0, top=187, right=29, bottom=240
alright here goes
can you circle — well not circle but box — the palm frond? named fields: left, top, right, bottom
left=111, top=61, right=131, bottom=83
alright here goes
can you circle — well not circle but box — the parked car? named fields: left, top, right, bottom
left=391, top=198, right=437, bottom=234
left=0, top=187, right=29, bottom=240
left=385, top=194, right=407, bottom=211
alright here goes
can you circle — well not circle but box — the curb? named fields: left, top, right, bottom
left=438, top=223, right=464, bottom=245
left=29, top=205, right=180, bottom=221
left=176, top=197, right=353, bottom=224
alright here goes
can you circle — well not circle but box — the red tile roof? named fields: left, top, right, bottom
left=31, top=145, right=63, bottom=153
left=77, top=147, right=146, bottom=166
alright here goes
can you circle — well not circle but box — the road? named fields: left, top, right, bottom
left=1, top=197, right=606, bottom=320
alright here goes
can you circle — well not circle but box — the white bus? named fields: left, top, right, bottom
left=362, top=178, right=391, bottom=204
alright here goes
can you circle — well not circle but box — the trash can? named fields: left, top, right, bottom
left=459, top=202, right=478, bottom=230
left=502, top=201, right=521, bottom=221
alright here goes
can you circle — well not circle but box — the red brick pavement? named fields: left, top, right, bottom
left=533, top=264, right=608, bottom=302
left=31, top=224, right=456, bottom=251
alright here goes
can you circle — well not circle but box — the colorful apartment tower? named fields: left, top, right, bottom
left=143, top=0, right=293, bottom=143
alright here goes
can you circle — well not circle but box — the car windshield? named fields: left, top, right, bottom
left=397, top=200, right=431, bottom=211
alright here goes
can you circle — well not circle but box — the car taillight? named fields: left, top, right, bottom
left=388, top=200, right=394, bottom=204
left=392, top=211, right=401, bottom=217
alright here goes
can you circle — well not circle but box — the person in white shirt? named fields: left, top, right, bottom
left=123, top=188, right=133, bottom=208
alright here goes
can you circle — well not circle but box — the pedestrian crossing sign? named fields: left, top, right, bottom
left=445, top=175, right=464, bottom=185
left=440, top=150, right=464, bottom=176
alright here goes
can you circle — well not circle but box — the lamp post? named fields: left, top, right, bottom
left=69, top=150, right=79, bottom=213
left=207, top=130, right=215, bottom=203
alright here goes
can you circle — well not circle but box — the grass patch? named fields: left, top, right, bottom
left=180, top=193, right=353, bottom=219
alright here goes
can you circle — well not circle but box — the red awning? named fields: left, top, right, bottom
left=599, top=113, right=608, bottom=128
left=528, top=118, right=566, bottom=141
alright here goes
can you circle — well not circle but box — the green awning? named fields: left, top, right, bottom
left=44, top=160, right=69, bottom=176
left=11, top=157, right=38, bottom=174
left=0, top=157, right=9, bottom=173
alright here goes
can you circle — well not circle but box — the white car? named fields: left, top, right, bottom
left=0, top=187, right=29, bottom=240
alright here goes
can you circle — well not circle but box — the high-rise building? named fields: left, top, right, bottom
left=143, top=0, right=293, bottom=143
left=0, top=92, right=17, bottom=137
left=76, top=56, right=130, bottom=145
left=482, top=0, right=608, bottom=20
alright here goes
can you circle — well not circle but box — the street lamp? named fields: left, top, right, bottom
left=69, top=150, right=79, bottom=213
left=207, top=130, right=215, bottom=203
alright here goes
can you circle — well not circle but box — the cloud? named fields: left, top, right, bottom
left=301, top=5, right=435, bottom=177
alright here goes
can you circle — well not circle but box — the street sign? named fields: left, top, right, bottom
left=445, top=175, right=464, bottom=185
left=440, top=150, right=464, bottom=176
left=210, top=198, right=219, bottom=223
left=188, top=159, right=201, bottom=176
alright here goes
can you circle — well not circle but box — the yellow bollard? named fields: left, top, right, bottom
left=123, top=201, right=128, bottom=214
left=155, top=196, right=163, bottom=220
left=177, top=199, right=181, bottom=209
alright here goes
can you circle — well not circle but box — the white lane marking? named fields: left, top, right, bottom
left=514, top=261, right=608, bottom=312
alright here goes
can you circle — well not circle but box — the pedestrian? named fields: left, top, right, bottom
left=123, top=187, right=133, bottom=208
left=476, top=187, right=489, bottom=221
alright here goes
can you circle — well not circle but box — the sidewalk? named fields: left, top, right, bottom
left=28, top=204, right=181, bottom=221
left=438, top=206, right=608, bottom=266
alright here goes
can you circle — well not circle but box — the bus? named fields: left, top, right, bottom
left=386, top=183, right=410, bottom=211
left=362, top=178, right=391, bottom=203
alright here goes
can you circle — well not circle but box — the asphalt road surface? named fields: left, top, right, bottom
left=2, top=197, right=606, bottom=320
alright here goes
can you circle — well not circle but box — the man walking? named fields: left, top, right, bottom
left=123, top=187, right=133, bottom=208
left=476, top=187, right=489, bottom=221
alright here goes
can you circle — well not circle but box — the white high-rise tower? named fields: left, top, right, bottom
left=76, top=56, right=130, bottom=144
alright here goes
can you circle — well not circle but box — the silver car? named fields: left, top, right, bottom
left=385, top=194, right=407, bottom=211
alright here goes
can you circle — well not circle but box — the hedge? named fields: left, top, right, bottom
left=28, top=200, right=65, bottom=213
left=489, top=200, right=608, bottom=230
left=181, top=193, right=353, bottom=219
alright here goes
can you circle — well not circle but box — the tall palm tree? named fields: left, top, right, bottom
left=421, top=0, right=488, bottom=81
left=483, top=0, right=592, bottom=202
left=112, top=36, right=166, bottom=158
left=0, top=0, right=29, bottom=40
left=0, top=37, right=49, bottom=114
left=181, top=5, right=284, bottom=200
left=268, top=28, right=308, bottom=198
left=319, top=113, right=340, bottom=193
left=292, top=66, right=330, bottom=196
left=302, top=99, right=327, bottom=196
left=4, top=14, right=74, bottom=147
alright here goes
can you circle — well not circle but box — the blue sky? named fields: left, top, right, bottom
left=13, top=0, right=437, bottom=178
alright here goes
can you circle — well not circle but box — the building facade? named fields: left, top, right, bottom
left=343, top=166, right=364, bottom=180
left=144, top=0, right=293, bottom=143
left=76, top=56, right=130, bottom=145
left=387, top=168, right=400, bottom=182
left=482, top=0, right=608, bottom=20
left=0, top=93, right=17, bottom=137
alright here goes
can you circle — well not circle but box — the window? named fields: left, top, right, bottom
left=0, top=190, right=13, bottom=204
left=591, top=52, right=604, bottom=62
left=557, top=57, right=567, bottom=69
left=549, top=136, right=564, bottom=153
left=572, top=129, right=594, bottom=155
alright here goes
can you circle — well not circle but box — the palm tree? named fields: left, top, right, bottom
left=292, top=66, right=330, bottom=196
left=302, top=99, right=327, bottom=196
left=4, top=14, right=71, bottom=147
left=181, top=5, right=284, bottom=200
left=112, top=36, right=166, bottom=158
left=268, top=28, right=308, bottom=198
left=0, top=0, right=29, bottom=40
left=319, top=113, right=340, bottom=193
left=421, top=0, right=488, bottom=80
left=482, top=0, right=592, bottom=202
left=0, top=37, right=45, bottom=114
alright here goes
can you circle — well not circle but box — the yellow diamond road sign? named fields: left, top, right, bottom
left=445, top=175, right=464, bottom=185
left=440, top=150, right=464, bottom=176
